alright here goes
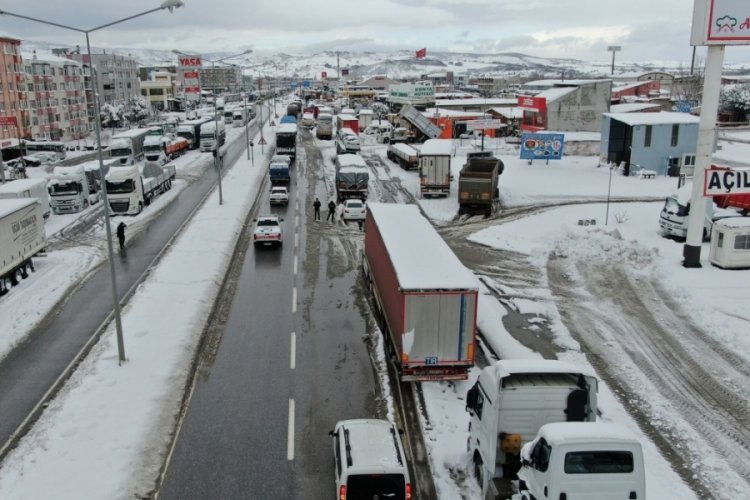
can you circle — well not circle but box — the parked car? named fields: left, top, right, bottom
left=253, top=214, right=283, bottom=247
left=269, top=186, right=289, bottom=206
left=329, top=419, right=412, bottom=500
left=5, top=156, right=42, bottom=168
left=342, top=198, right=366, bottom=221
left=28, top=152, right=60, bottom=165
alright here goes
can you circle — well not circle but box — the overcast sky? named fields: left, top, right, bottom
left=0, top=0, right=748, bottom=64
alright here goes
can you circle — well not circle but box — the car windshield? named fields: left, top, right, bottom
left=271, top=189, right=286, bottom=194
left=258, top=219, right=278, bottom=226
left=347, top=201, right=363, bottom=208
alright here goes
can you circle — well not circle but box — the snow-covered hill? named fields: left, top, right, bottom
left=22, top=40, right=750, bottom=81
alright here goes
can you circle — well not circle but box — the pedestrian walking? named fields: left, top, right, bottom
left=326, top=199, right=336, bottom=222
left=336, top=201, right=344, bottom=223
left=357, top=219, right=364, bottom=231
left=313, top=197, right=321, bottom=220
left=116, top=222, right=127, bottom=249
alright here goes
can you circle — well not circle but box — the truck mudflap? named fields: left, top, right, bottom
left=401, top=365, right=471, bottom=382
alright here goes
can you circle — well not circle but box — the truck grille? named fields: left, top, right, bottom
left=110, top=200, right=130, bottom=213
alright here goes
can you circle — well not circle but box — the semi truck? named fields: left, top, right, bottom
left=316, top=113, right=334, bottom=140
left=279, top=115, right=297, bottom=125
left=48, top=165, right=91, bottom=214
left=105, top=162, right=176, bottom=215
left=286, top=102, right=301, bottom=118
left=465, top=360, right=599, bottom=499
left=81, top=161, right=103, bottom=203
left=108, top=128, right=150, bottom=165
left=199, top=120, right=227, bottom=152
left=418, top=139, right=452, bottom=198
left=275, top=123, right=298, bottom=160
left=176, top=118, right=212, bottom=149
left=144, top=135, right=189, bottom=164
left=269, top=155, right=291, bottom=185
left=0, top=198, right=46, bottom=295
left=334, top=154, right=369, bottom=201
left=386, top=143, right=419, bottom=170
left=0, top=178, right=51, bottom=219
left=363, top=202, right=479, bottom=381
left=458, top=152, right=504, bottom=216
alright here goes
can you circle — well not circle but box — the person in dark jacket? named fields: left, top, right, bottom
left=116, top=222, right=127, bottom=249
left=313, top=198, right=321, bottom=220
left=326, top=200, right=336, bottom=222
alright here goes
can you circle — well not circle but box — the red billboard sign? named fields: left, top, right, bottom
left=178, top=56, right=202, bottom=67
left=321, top=71, right=327, bottom=78
left=183, top=71, right=200, bottom=79
left=184, top=86, right=201, bottom=94
left=517, top=96, right=547, bottom=113
left=0, top=116, right=17, bottom=126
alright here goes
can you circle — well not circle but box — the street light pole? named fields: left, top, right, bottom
left=607, top=45, right=621, bottom=75
left=1, top=0, right=186, bottom=365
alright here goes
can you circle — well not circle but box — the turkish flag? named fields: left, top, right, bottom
left=415, top=48, right=427, bottom=59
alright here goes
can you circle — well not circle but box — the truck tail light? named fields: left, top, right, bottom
left=405, top=483, right=412, bottom=500
left=339, top=484, right=346, bottom=500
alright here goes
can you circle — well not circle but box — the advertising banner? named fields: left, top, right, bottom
left=519, top=133, right=565, bottom=161
left=177, top=54, right=202, bottom=102
left=692, top=0, right=750, bottom=45
left=704, top=166, right=750, bottom=195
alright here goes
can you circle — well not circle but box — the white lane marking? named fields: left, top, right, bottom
left=295, top=233, right=299, bottom=249
left=293, top=255, right=298, bottom=275
left=287, top=399, right=295, bottom=461
left=290, top=332, right=296, bottom=370
left=292, top=287, right=297, bottom=313
left=295, top=214, right=299, bottom=228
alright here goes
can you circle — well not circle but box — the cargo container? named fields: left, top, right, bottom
left=0, top=178, right=50, bottom=219
left=276, top=123, right=298, bottom=160
left=363, top=203, right=478, bottom=381
left=334, top=154, right=369, bottom=201
left=336, top=114, right=359, bottom=135
left=418, top=139, right=452, bottom=197
left=0, top=198, right=46, bottom=295
left=386, top=143, right=419, bottom=170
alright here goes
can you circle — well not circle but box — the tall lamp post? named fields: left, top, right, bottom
left=172, top=49, right=251, bottom=204
left=607, top=45, right=621, bottom=75
left=0, top=0, right=186, bottom=364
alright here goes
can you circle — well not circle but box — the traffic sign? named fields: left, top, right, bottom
left=270, top=120, right=276, bottom=126
left=259, top=137, right=267, bottom=145
left=466, top=119, right=506, bottom=130
left=303, top=80, right=310, bottom=88
left=704, top=166, right=750, bottom=196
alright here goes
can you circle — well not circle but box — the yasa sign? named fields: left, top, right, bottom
left=704, top=166, right=750, bottom=195
left=178, top=56, right=202, bottom=66
left=692, top=0, right=750, bottom=45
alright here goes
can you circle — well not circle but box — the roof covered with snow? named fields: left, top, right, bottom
left=482, top=359, right=596, bottom=389
left=604, top=112, right=700, bottom=126
left=538, top=86, right=577, bottom=102
left=424, top=108, right=485, bottom=118
left=0, top=178, right=47, bottom=194
left=610, top=103, right=662, bottom=113
left=366, top=203, right=479, bottom=291
left=277, top=123, right=297, bottom=134
left=419, top=139, right=452, bottom=156
left=0, top=198, right=37, bottom=218
left=714, top=216, right=750, bottom=229
left=22, top=51, right=81, bottom=66
left=538, top=422, right=639, bottom=444
left=433, top=98, right=516, bottom=108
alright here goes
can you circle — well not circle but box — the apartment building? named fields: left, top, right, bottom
left=141, top=71, right=175, bottom=111
left=66, top=51, right=141, bottom=122
left=0, top=33, right=27, bottom=141
left=23, top=51, right=88, bottom=141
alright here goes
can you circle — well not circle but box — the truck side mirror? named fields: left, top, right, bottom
left=466, top=386, right=477, bottom=411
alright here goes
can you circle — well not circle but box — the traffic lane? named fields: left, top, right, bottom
left=0, top=126, right=261, bottom=451
left=291, top=137, right=380, bottom=497
left=158, top=176, right=299, bottom=499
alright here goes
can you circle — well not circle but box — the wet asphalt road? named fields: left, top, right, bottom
left=158, top=129, right=379, bottom=499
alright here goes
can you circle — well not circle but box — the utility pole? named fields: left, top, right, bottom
left=337, top=51, right=340, bottom=80
left=607, top=46, right=621, bottom=75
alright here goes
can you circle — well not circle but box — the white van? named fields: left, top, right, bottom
left=519, top=422, right=645, bottom=500
left=329, top=419, right=412, bottom=500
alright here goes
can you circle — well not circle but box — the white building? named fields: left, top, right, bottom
left=22, top=51, right=88, bottom=141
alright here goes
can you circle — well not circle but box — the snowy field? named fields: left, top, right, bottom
left=0, top=128, right=748, bottom=499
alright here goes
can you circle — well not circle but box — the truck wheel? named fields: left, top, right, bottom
left=473, top=454, right=484, bottom=489
left=137, top=202, right=143, bottom=214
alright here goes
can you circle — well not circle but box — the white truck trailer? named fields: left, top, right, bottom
left=0, top=178, right=51, bottom=219
left=105, top=162, right=176, bottom=215
left=465, top=360, right=598, bottom=499
left=48, top=165, right=91, bottom=215
left=418, top=139, right=452, bottom=197
left=0, top=198, right=46, bottom=295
